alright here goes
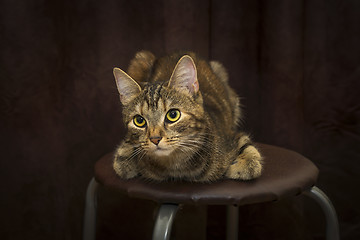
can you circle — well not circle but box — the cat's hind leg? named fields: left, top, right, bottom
left=113, top=141, right=140, bottom=179
left=225, top=135, right=263, bottom=180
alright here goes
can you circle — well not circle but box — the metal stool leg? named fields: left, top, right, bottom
left=152, top=204, right=179, bottom=240
left=226, top=205, right=239, bottom=240
left=304, top=186, right=339, bottom=240
left=83, top=178, right=99, bottom=240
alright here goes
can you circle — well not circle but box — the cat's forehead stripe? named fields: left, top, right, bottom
left=143, top=83, right=164, bottom=109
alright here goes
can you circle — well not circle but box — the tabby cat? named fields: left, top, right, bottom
left=112, top=51, right=262, bottom=182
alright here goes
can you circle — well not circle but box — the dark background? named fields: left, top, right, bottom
left=1, top=0, right=359, bottom=239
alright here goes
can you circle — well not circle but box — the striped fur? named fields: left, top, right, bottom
left=113, top=51, right=262, bottom=182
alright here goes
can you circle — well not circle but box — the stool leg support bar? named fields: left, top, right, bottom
left=226, top=205, right=239, bottom=240
left=152, top=204, right=179, bottom=240
left=305, top=186, right=339, bottom=240
left=83, top=178, right=99, bottom=240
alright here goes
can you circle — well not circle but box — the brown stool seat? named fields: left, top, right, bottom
left=94, top=143, right=318, bottom=205
left=83, top=143, right=339, bottom=240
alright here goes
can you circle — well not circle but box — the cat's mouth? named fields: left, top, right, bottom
left=148, top=146, right=173, bottom=157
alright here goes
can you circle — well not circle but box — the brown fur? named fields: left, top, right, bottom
left=113, top=51, right=262, bottom=182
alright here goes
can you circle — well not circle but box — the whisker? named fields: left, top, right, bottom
left=124, top=147, right=145, bottom=162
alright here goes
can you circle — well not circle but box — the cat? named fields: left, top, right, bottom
left=112, top=51, right=263, bottom=182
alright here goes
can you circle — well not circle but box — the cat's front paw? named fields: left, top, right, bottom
left=225, top=145, right=263, bottom=180
left=113, top=158, right=138, bottom=179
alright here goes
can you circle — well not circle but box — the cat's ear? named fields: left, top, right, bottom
left=168, top=55, right=199, bottom=96
left=113, top=68, right=141, bottom=105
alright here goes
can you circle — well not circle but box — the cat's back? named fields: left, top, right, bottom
left=128, top=51, right=225, bottom=89
left=147, top=52, right=233, bottom=101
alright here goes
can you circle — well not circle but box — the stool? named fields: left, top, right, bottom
left=83, top=143, right=339, bottom=240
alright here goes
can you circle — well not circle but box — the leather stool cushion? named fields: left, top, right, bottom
left=94, top=143, right=318, bottom=205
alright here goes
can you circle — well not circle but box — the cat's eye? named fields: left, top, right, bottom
left=166, top=109, right=181, bottom=123
left=133, top=115, right=146, bottom=128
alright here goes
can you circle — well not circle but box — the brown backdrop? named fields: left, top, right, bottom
left=1, top=0, right=359, bottom=239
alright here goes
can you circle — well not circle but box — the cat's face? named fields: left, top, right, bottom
left=124, top=86, right=205, bottom=158
left=114, top=55, right=206, bottom=159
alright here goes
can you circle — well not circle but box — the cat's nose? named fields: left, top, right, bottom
left=150, top=136, right=162, bottom=145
